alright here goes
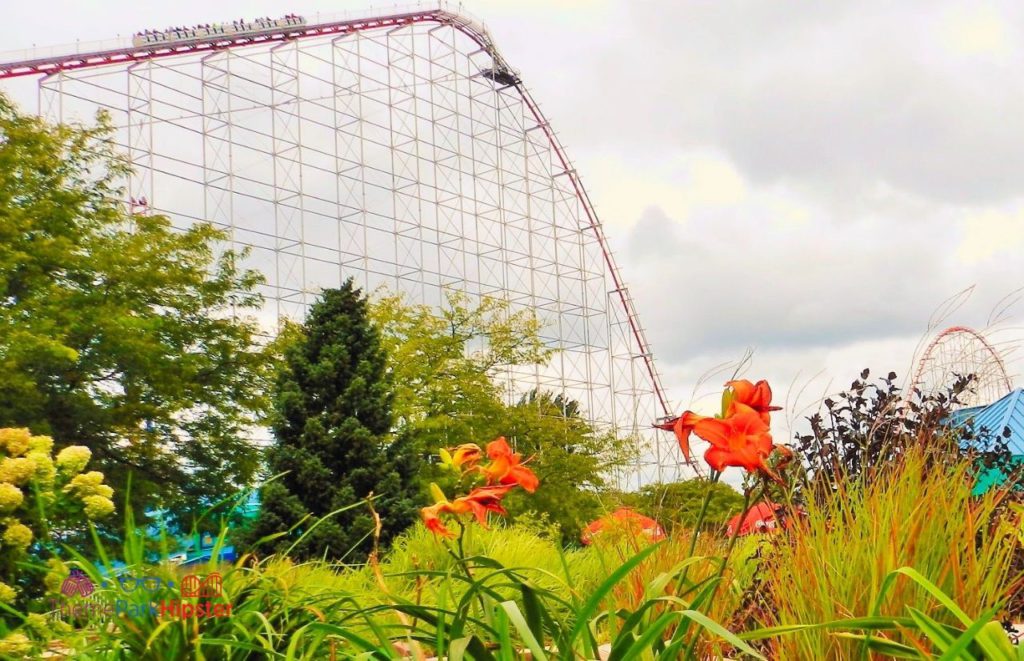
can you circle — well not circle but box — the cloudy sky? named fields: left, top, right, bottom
left=2, top=0, right=1023, bottom=442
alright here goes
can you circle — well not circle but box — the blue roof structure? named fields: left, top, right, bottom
left=948, top=388, right=1024, bottom=493
left=137, top=490, right=259, bottom=566
left=950, top=388, right=1024, bottom=453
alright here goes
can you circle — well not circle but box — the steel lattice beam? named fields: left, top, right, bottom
left=2, top=4, right=695, bottom=485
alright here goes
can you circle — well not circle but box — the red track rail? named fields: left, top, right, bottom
left=0, top=8, right=675, bottom=424
left=0, top=11, right=446, bottom=79
left=910, top=325, right=1013, bottom=395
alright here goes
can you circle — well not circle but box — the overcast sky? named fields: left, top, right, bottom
left=2, top=0, right=1023, bottom=446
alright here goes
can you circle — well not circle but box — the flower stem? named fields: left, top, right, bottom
left=446, top=520, right=488, bottom=620
left=684, top=483, right=757, bottom=659
left=680, top=470, right=721, bottom=590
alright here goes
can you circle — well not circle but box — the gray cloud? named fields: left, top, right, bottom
left=617, top=199, right=1024, bottom=362
left=559, top=0, right=1024, bottom=207
left=3, top=0, right=1023, bottom=409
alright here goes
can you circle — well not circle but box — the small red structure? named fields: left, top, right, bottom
left=726, top=501, right=791, bottom=536
left=581, top=507, right=666, bottom=545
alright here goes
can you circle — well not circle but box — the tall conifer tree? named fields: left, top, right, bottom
left=244, top=281, right=420, bottom=560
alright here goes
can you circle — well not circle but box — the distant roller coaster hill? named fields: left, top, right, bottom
left=0, top=3, right=693, bottom=487
left=131, top=15, right=307, bottom=49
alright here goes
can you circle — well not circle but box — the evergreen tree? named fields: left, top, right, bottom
left=243, top=281, right=420, bottom=560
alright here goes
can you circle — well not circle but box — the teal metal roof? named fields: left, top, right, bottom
left=952, top=388, right=1024, bottom=453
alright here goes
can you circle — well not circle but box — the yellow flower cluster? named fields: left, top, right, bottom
left=0, top=457, right=35, bottom=485
left=64, top=471, right=114, bottom=499
left=0, top=632, right=31, bottom=656
left=28, top=435, right=53, bottom=454
left=0, top=429, right=31, bottom=457
left=0, top=580, right=15, bottom=604
left=64, top=471, right=115, bottom=519
left=83, top=495, right=116, bottom=520
left=26, top=451, right=56, bottom=485
left=55, top=445, right=92, bottom=474
left=2, top=523, right=32, bottom=550
left=0, top=428, right=117, bottom=566
left=43, top=558, right=68, bottom=594
left=0, top=483, right=23, bottom=512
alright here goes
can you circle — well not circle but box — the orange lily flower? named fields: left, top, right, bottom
left=452, top=485, right=514, bottom=525
left=654, top=411, right=706, bottom=462
left=420, top=484, right=515, bottom=537
left=691, top=404, right=785, bottom=483
left=481, top=437, right=539, bottom=493
left=725, top=379, right=782, bottom=423
left=421, top=502, right=456, bottom=538
left=440, top=443, right=483, bottom=470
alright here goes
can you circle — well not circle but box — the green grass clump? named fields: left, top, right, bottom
left=752, top=444, right=1023, bottom=658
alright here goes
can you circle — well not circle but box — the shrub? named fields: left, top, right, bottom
left=754, top=443, right=1022, bottom=658
left=0, top=427, right=114, bottom=610
left=633, top=479, right=746, bottom=533
left=793, top=369, right=1016, bottom=497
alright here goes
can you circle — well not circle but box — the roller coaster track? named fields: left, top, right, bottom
left=0, top=4, right=675, bottom=430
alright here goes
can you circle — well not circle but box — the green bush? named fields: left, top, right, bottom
left=634, top=479, right=746, bottom=533
left=0, top=427, right=115, bottom=611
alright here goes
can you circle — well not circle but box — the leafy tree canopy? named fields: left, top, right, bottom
left=0, top=94, right=271, bottom=527
left=629, top=479, right=745, bottom=533
left=370, top=291, right=632, bottom=544
left=502, top=391, right=635, bottom=544
left=369, top=290, right=554, bottom=447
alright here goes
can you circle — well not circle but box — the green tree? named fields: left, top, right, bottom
left=370, top=292, right=631, bottom=543
left=242, top=281, right=420, bottom=561
left=369, top=291, right=554, bottom=497
left=634, top=479, right=746, bottom=533
left=369, top=290, right=553, bottom=452
left=502, top=391, right=634, bottom=544
left=0, top=95, right=270, bottom=526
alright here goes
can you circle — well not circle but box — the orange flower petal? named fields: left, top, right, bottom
left=421, top=503, right=455, bottom=538
left=692, top=417, right=733, bottom=448
left=501, top=465, right=539, bottom=493
left=704, top=446, right=732, bottom=472
left=726, top=379, right=782, bottom=419
left=725, top=379, right=756, bottom=404
left=676, top=411, right=705, bottom=461
left=449, top=443, right=483, bottom=469
left=481, top=438, right=540, bottom=492
left=486, top=437, right=512, bottom=460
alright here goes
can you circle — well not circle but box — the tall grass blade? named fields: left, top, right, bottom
left=568, top=541, right=663, bottom=655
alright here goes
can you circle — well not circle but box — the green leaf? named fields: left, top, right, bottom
left=833, top=633, right=924, bottom=659
left=499, top=601, right=548, bottom=661
left=568, top=542, right=664, bottom=656
left=448, top=635, right=496, bottom=661
left=611, top=611, right=680, bottom=661
left=680, top=610, right=766, bottom=660
left=938, top=608, right=1010, bottom=661
left=742, top=616, right=917, bottom=640
left=906, top=607, right=956, bottom=654
left=873, top=568, right=971, bottom=626
left=520, top=583, right=546, bottom=649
